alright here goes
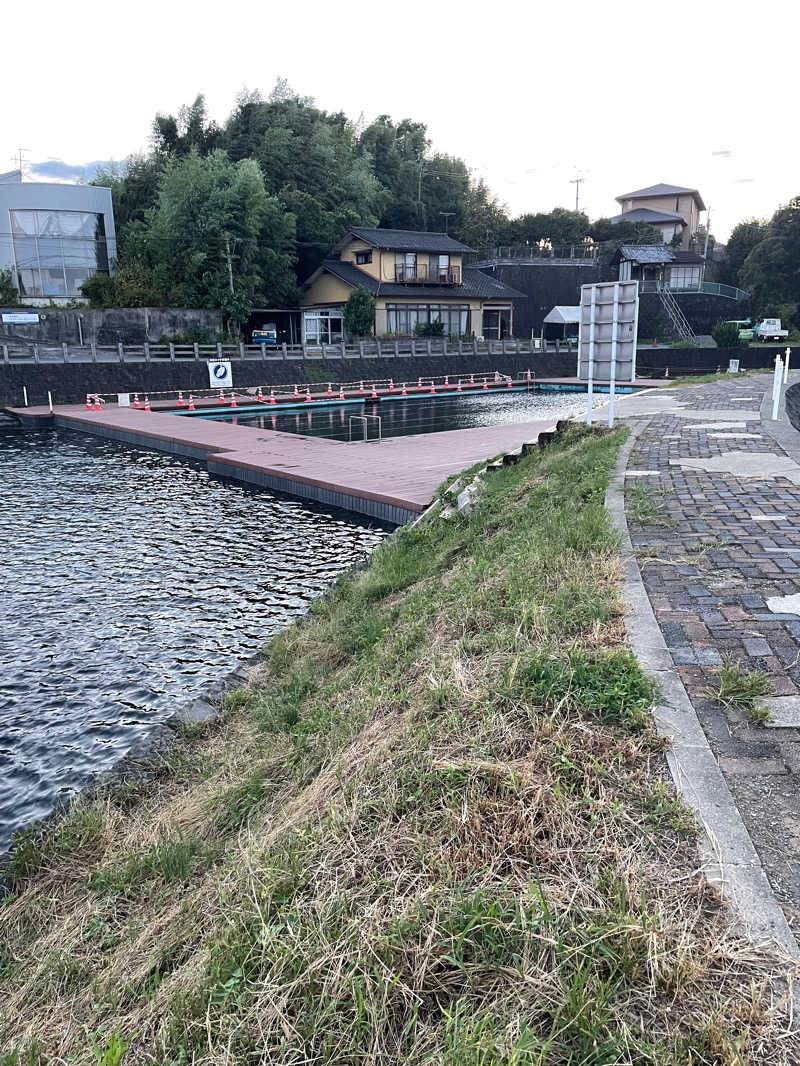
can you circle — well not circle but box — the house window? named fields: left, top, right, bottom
left=395, top=252, right=417, bottom=281
left=303, top=310, right=344, bottom=345
left=355, top=251, right=372, bottom=265
left=385, top=304, right=469, bottom=337
left=669, top=265, right=702, bottom=291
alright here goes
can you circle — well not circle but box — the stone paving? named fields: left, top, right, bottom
left=620, top=376, right=800, bottom=927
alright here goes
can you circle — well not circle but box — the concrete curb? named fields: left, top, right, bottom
left=606, top=420, right=800, bottom=962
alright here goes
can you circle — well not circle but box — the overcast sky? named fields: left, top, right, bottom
left=4, top=0, right=797, bottom=241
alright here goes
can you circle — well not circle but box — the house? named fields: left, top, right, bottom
left=610, top=183, right=706, bottom=249
left=300, top=227, right=526, bottom=342
left=0, top=171, right=116, bottom=305
left=613, top=245, right=705, bottom=290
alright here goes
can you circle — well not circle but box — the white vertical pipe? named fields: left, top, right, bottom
left=772, top=354, right=783, bottom=420
left=47, top=390, right=53, bottom=413
left=586, top=286, right=596, bottom=425
left=608, top=282, right=619, bottom=427
left=22, top=386, right=28, bottom=407
left=784, top=346, right=791, bottom=383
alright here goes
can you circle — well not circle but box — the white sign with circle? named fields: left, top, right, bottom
left=208, top=360, right=233, bottom=388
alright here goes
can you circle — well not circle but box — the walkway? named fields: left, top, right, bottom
left=7, top=402, right=562, bottom=525
left=617, top=374, right=800, bottom=931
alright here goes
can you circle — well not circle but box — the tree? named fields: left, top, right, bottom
left=509, top=208, right=589, bottom=247
left=151, top=94, right=220, bottom=157
left=343, top=289, right=375, bottom=337
left=712, top=319, right=740, bottom=349
left=0, top=268, right=18, bottom=306
left=453, top=179, right=510, bottom=248
left=739, top=197, right=800, bottom=324
left=722, top=218, right=768, bottom=287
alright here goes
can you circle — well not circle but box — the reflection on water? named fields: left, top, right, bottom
left=0, top=428, right=386, bottom=853
left=196, top=389, right=588, bottom=441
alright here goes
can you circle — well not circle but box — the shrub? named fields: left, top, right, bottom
left=343, top=290, right=375, bottom=338
left=0, top=268, right=18, bottom=306
left=712, top=320, right=741, bottom=349
left=414, top=320, right=445, bottom=337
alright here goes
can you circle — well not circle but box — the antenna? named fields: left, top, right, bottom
left=570, top=174, right=584, bottom=212
left=15, top=148, right=30, bottom=181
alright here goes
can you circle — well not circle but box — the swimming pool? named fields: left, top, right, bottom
left=191, top=389, right=589, bottom=442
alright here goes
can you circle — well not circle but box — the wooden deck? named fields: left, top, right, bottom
left=6, top=401, right=563, bottom=525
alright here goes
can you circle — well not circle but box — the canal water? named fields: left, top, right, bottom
left=0, top=428, right=387, bottom=854
left=193, top=389, right=590, bottom=442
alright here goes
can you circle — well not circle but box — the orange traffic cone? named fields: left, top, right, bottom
left=188, top=394, right=196, bottom=411
left=230, top=393, right=237, bottom=409
left=133, top=393, right=140, bottom=409
left=305, top=387, right=312, bottom=403
left=93, top=395, right=102, bottom=410
left=218, top=389, right=225, bottom=403
left=144, top=395, right=151, bottom=412
left=85, top=394, right=92, bottom=411
left=177, top=390, right=185, bottom=406
left=257, top=386, right=265, bottom=403
left=269, top=389, right=276, bottom=405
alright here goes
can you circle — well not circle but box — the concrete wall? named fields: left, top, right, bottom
left=636, top=290, right=751, bottom=339
left=474, top=262, right=604, bottom=338
left=0, top=308, right=222, bottom=346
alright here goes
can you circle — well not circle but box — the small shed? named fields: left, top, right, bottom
left=542, top=305, right=581, bottom=341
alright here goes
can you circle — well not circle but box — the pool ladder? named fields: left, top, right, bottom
left=348, top=414, right=382, bottom=443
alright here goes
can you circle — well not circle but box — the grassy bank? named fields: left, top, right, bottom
left=0, top=426, right=792, bottom=1064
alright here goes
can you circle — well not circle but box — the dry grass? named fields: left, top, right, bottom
left=1, top=425, right=796, bottom=1065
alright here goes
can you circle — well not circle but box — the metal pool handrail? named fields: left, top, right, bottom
left=348, top=414, right=382, bottom=443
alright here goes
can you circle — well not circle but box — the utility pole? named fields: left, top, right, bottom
left=224, top=234, right=235, bottom=294
left=439, top=212, right=455, bottom=234
left=570, top=175, right=584, bottom=213
left=702, top=207, right=711, bottom=260
left=16, top=148, right=29, bottom=181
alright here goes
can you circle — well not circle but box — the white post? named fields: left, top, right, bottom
left=47, top=390, right=53, bottom=413
left=586, top=286, right=596, bottom=425
left=22, top=386, right=28, bottom=407
left=608, top=282, right=619, bottom=427
left=784, top=346, right=791, bottom=383
left=772, top=354, right=783, bottom=421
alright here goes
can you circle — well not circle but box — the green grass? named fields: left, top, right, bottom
left=626, top=482, right=678, bottom=528
left=707, top=658, right=773, bottom=723
left=0, top=425, right=790, bottom=1064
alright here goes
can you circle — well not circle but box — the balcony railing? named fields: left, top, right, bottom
left=639, top=280, right=749, bottom=301
left=393, top=264, right=461, bottom=284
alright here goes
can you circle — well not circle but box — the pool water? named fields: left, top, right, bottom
left=0, top=428, right=386, bottom=854
left=193, top=389, right=588, bottom=441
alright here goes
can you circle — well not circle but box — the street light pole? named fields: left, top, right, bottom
left=439, top=212, right=455, bottom=234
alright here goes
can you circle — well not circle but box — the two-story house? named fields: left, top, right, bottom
left=300, top=227, right=525, bottom=342
left=610, top=183, right=706, bottom=249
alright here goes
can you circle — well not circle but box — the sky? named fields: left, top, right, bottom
left=3, top=0, right=797, bottom=242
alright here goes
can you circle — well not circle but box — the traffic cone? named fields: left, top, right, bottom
left=188, top=394, right=196, bottom=411
left=85, top=394, right=92, bottom=411
left=257, top=386, right=265, bottom=403
left=305, top=387, right=312, bottom=403
left=327, top=382, right=333, bottom=396
left=133, top=393, right=140, bottom=409
left=470, top=373, right=475, bottom=385
left=507, top=378, right=513, bottom=388
left=218, top=389, right=225, bottom=404
left=93, top=394, right=102, bottom=411
left=269, top=388, right=276, bottom=405
left=526, top=369, right=532, bottom=382
left=417, top=377, right=423, bottom=390
left=371, top=385, right=378, bottom=399
left=665, top=367, right=670, bottom=379
left=230, top=393, right=237, bottom=409
left=144, top=395, right=151, bottom=412
left=293, top=383, right=299, bottom=397
left=177, top=390, right=185, bottom=406
left=430, top=381, right=436, bottom=394
left=339, top=385, right=345, bottom=401
left=444, top=376, right=450, bottom=388
left=389, top=378, right=395, bottom=392
left=456, top=379, right=463, bottom=392
left=359, top=380, right=365, bottom=394
left=401, top=382, right=407, bottom=396
left=482, top=378, right=488, bottom=390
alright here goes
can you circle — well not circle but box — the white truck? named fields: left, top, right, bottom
left=755, top=317, right=789, bottom=342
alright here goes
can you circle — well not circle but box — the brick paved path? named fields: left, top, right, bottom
left=620, top=375, right=800, bottom=927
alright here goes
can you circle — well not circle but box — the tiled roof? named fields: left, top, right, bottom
left=611, top=208, right=685, bottom=224
left=672, top=250, right=705, bottom=264
left=343, top=227, right=475, bottom=253
left=618, top=245, right=675, bottom=264
left=616, top=183, right=706, bottom=210
left=310, top=261, right=525, bottom=301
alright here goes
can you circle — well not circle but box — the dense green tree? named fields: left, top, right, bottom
left=739, top=198, right=800, bottom=323
left=588, top=217, right=660, bottom=244
left=721, top=218, right=769, bottom=287
left=509, top=208, right=590, bottom=247
left=452, top=179, right=510, bottom=248
left=152, top=94, right=220, bottom=158
left=0, top=269, right=18, bottom=306
left=92, top=154, right=164, bottom=233
left=343, top=290, right=375, bottom=338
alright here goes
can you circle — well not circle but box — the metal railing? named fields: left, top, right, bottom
left=393, top=264, right=461, bottom=284
left=639, top=280, right=749, bottom=301
left=348, top=414, right=382, bottom=443
left=465, top=244, right=600, bottom=263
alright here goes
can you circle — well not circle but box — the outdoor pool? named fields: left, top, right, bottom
left=192, top=388, right=589, bottom=441
left=0, top=427, right=386, bottom=854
